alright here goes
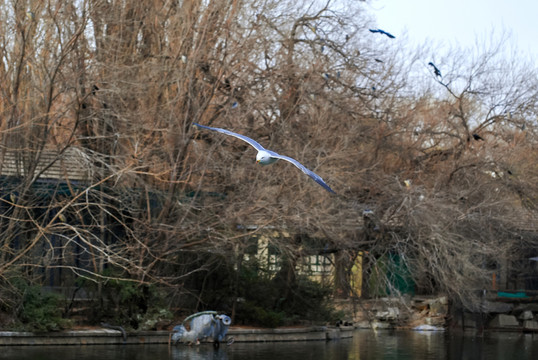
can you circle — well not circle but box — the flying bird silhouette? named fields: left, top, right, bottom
left=428, top=62, right=442, bottom=77
left=193, top=123, right=335, bottom=193
left=369, top=28, right=395, bottom=39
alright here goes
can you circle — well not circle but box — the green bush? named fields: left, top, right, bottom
left=233, top=260, right=338, bottom=327
left=82, top=272, right=172, bottom=330
left=15, top=281, right=70, bottom=332
left=239, top=301, right=286, bottom=328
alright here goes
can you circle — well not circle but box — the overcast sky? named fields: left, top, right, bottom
left=369, top=0, right=538, bottom=59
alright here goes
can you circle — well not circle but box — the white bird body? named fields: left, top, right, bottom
left=256, top=149, right=279, bottom=165
left=193, top=123, right=335, bottom=193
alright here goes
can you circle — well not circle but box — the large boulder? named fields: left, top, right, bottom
left=518, top=311, right=534, bottom=321
left=375, top=307, right=400, bottom=321
left=482, top=301, right=514, bottom=313
left=523, top=320, right=538, bottom=331
left=428, top=296, right=448, bottom=316
left=489, top=314, right=520, bottom=329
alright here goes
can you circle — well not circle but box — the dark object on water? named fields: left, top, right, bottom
left=336, top=320, right=353, bottom=327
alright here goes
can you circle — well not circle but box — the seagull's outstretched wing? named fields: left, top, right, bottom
left=182, top=310, right=218, bottom=325
left=194, top=123, right=335, bottom=193
left=271, top=154, right=335, bottom=194
left=193, top=123, right=265, bottom=151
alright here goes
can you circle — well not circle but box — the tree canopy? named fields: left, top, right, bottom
left=1, top=0, right=537, bottom=320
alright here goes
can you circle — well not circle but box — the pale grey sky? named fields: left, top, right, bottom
left=370, top=0, right=538, bottom=59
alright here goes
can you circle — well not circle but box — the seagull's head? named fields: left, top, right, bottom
left=256, top=150, right=274, bottom=165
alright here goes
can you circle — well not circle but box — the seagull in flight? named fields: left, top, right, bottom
left=369, top=28, right=395, bottom=39
left=193, top=123, right=335, bottom=193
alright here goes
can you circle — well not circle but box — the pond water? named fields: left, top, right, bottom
left=1, top=330, right=537, bottom=360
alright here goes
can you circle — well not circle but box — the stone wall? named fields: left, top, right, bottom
left=0, top=326, right=354, bottom=346
left=333, top=296, right=448, bottom=330
left=453, top=302, right=538, bottom=332
left=333, top=295, right=538, bottom=332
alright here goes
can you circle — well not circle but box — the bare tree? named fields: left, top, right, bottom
left=1, top=0, right=537, bottom=323
left=354, top=34, right=538, bottom=309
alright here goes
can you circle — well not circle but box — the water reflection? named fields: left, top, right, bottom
left=446, top=332, right=538, bottom=360
left=1, top=330, right=537, bottom=360
left=350, top=330, right=447, bottom=360
left=170, top=346, right=228, bottom=360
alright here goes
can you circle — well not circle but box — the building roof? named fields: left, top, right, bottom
left=0, top=147, right=92, bottom=182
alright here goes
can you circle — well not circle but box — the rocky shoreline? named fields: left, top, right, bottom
left=334, top=293, right=538, bottom=333
left=2, top=293, right=537, bottom=346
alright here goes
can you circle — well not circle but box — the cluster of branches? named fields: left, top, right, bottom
left=0, top=0, right=537, bottom=312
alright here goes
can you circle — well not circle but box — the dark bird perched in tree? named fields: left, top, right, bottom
left=472, top=133, right=484, bottom=141
left=428, top=62, right=441, bottom=77
left=224, top=78, right=231, bottom=91
left=369, top=28, right=395, bottom=39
